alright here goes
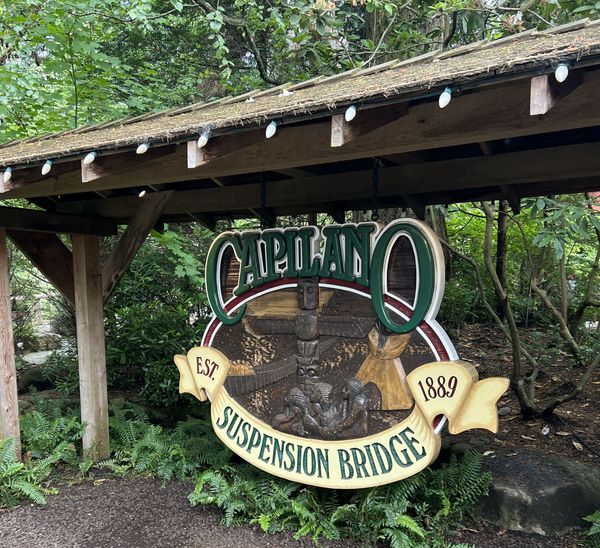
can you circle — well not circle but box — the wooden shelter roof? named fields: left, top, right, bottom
left=1, top=19, right=600, bottom=230
left=1, top=19, right=599, bottom=168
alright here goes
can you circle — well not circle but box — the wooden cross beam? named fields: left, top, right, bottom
left=0, top=206, right=117, bottom=236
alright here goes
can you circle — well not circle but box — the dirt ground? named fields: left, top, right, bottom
left=450, top=324, right=600, bottom=467
left=2, top=324, right=597, bottom=548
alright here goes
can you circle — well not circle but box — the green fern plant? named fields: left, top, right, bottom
left=0, top=438, right=57, bottom=507
left=189, top=451, right=488, bottom=547
left=585, top=511, right=600, bottom=548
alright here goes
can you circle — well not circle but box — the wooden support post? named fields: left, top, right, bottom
left=72, top=234, right=109, bottom=460
left=0, top=229, right=20, bottom=459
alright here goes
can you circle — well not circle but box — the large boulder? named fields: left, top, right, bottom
left=478, top=450, right=600, bottom=536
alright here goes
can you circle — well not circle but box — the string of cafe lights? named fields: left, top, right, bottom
left=0, top=62, right=575, bottom=188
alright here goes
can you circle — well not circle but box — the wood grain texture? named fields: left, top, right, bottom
left=0, top=229, right=20, bottom=459
left=73, top=234, right=109, bottom=460
left=7, top=231, right=75, bottom=305
left=102, top=191, right=173, bottom=301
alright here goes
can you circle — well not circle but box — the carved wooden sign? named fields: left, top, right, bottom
left=175, top=220, right=509, bottom=488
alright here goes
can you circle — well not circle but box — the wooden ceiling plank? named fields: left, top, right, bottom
left=7, top=230, right=75, bottom=305
left=102, top=191, right=173, bottom=301
left=5, top=70, right=600, bottom=200
left=0, top=207, right=117, bottom=235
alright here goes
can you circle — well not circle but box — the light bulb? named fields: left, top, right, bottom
left=3, top=167, right=12, bottom=184
left=438, top=87, right=452, bottom=109
left=265, top=121, right=277, bottom=139
left=83, top=152, right=97, bottom=165
left=136, top=142, right=150, bottom=155
left=197, top=129, right=211, bottom=149
left=345, top=105, right=357, bottom=122
left=138, top=190, right=147, bottom=198
left=555, top=63, right=569, bottom=83
left=41, top=160, right=53, bottom=175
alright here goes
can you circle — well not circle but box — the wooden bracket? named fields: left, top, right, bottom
left=530, top=70, right=584, bottom=116
left=102, top=191, right=173, bottom=302
left=331, top=104, right=408, bottom=148
left=7, top=230, right=75, bottom=306
left=402, top=194, right=426, bottom=220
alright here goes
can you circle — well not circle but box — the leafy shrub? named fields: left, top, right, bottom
left=585, top=510, right=600, bottom=547
left=189, top=451, right=489, bottom=547
left=100, top=403, right=231, bottom=480
left=43, top=349, right=79, bottom=397
left=0, top=437, right=58, bottom=507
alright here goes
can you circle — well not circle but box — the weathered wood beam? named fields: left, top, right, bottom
left=187, top=130, right=263, bottom=168
left=0, top=160, right=79, bottom=194
left=0, top=229, right=20, bottom=459
left=7, top=231, right=75, bottom=305
left=55, top=141, right=600, bottom=219
left=102, top=191, right=173, bottom=302
left=72, top=234, right=109, bottom=461
left=530, top=70, right=584, bottom=116
left=0, top=207, right=117, bottom=236
left=7, top=69, right=600, bottom=200
left=331, top=104, right=407, bottom=147
left=81, top=145, right=176, bottom=183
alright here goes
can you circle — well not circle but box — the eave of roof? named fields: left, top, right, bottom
left=1, top=18, right=600, bottom=168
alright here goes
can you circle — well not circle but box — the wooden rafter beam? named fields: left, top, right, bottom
left=81, top=145, right=176, bottom=183
left=331, top=104, right=407, bottom=147
left=54, top=141, right=600, bottom=219
left=6, top=69, right=600, bottom=200
left=7, top=230, right=75, bottom=305
left=102, top=191, right=173, bottom=301
left=0, top=206, right=117, bottom=235
left=499, top=185, right=521, bottom=214
left=187, top=130, right=264, bottom=168
left=530, top=70, right=584, bottom=116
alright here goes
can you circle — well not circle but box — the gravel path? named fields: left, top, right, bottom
left=0, top=477, right=354, bottom=548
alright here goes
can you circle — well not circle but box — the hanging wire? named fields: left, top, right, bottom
left=371, top=157, right=380, bottom=222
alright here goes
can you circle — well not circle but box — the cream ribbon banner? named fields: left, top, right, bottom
left=174, top=348, right=509, bottom=489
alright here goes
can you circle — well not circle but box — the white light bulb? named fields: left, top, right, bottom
left=136, top=142, right=150, bottom=155
left=138, top=190, right=147, bottom=198
left=197, top=129, right=211, bottom=149
left=41, top=160, right=53, bottom=175
left=438, top=87, right=452, bottom=109
left=345, top=105, right=357, bottom=122
left=3, top=167, right=12, bottom=184
left=265, top=121, right=277, bottom=139
left=83, top=152, right=97, bottom=165
left=555, top=63, right=569, bottom=83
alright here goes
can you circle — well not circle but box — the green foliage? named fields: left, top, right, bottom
left=189, top=451, right=490, bottom=547
left=103, top=227, right=210, bottom=407
left=585, top=510, right=600, bottom=548
left=43, top=350, right=79, bottom=397
left=0, top=438, right=57, bottom=507
left=100, top=403, right=231, bottom=481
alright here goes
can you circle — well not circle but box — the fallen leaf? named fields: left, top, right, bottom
left=521, top=435, right=535, bottom=441
left=483, top=450, right=495, bottom=456
left=506, top=452, right=518, bottom=456
left=572, top=441, right=583, bottom=451
left=555, top=431, right=571, bottom=436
